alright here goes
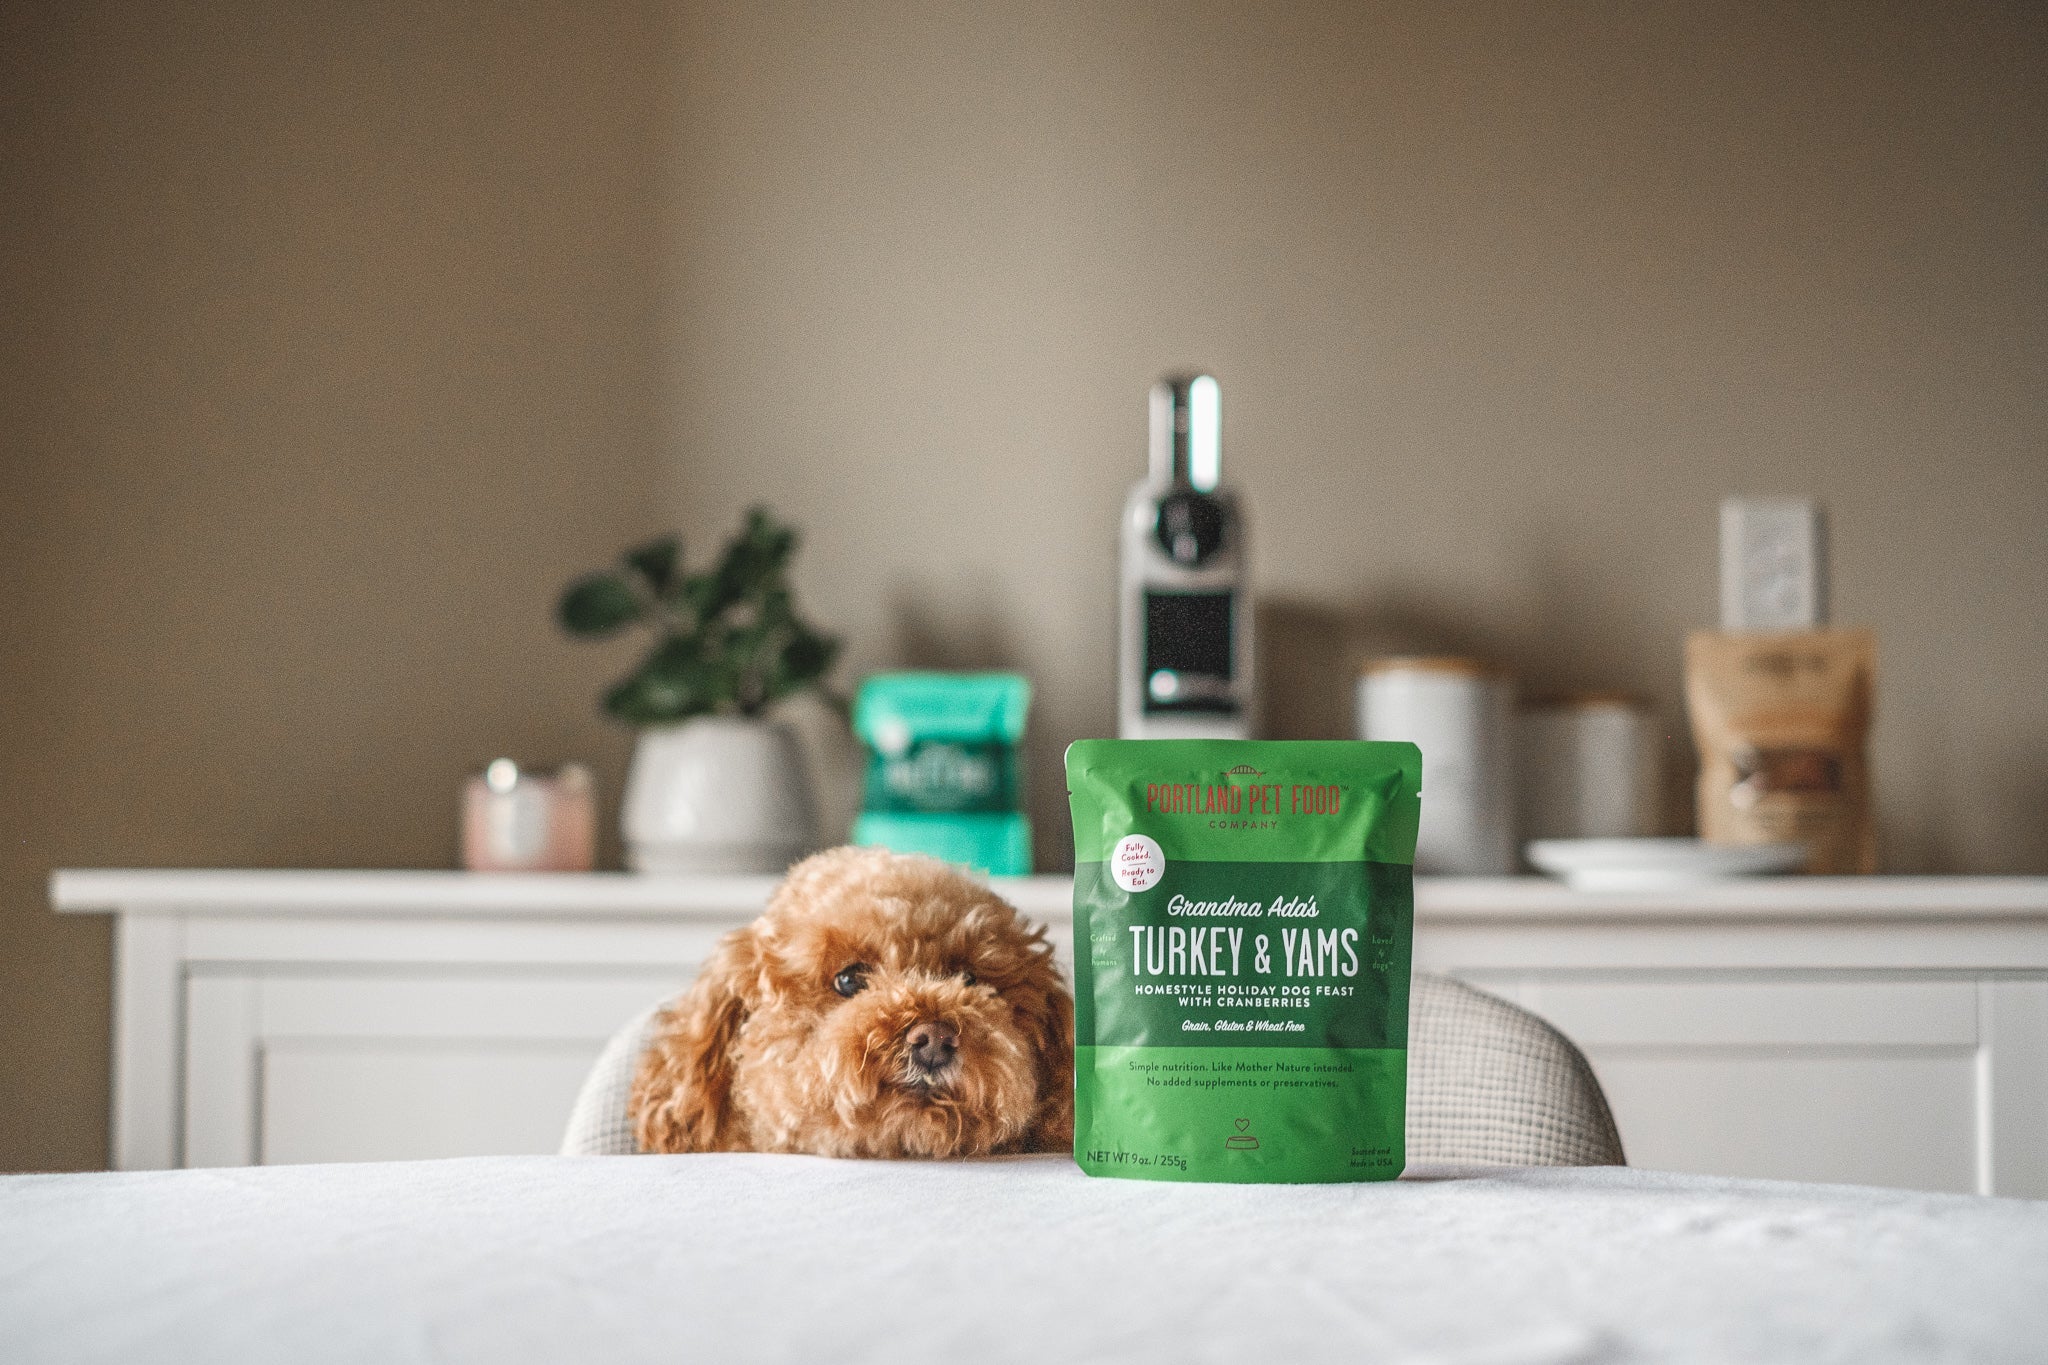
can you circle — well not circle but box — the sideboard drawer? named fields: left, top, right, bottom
left=259, top=1041, right=601, bottom=1165
left=184, top=970, right=691, bottom=1167
left=1456, top=974, right=2047, bottom=1196
left=1526, top=977, right=1980, bottom=1048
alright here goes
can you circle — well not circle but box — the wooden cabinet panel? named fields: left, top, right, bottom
left=251, top=972, right=690, bottom=1039
left=1527, top=978, right=1979, bottom=1049
left=1586, top=1049, right=1980, bottom=1193
left=183, top=970, right=690, bottom=1167
left=1472, top=975, right=1990, bottom=1193
left=260, top=1042, right=602, bottom=1165
left=1984, top=979, right=2048, bottom=1199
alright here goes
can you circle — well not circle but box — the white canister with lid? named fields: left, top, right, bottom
left=1517, top=694, right=1662, bottom=841
left=1356, top=658, right=1517, bottom=875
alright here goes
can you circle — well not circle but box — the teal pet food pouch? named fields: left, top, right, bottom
left=1065, top=739, right=1422, bottom=1183
left=851, top=671, right=1033, bottom=876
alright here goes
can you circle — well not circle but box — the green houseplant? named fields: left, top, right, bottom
left=559, top=508, right=841, bottom=873
left=559, top=508, right=841, bottom=723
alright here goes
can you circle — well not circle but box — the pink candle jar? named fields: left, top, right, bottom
left=461, top=760, right=596, bottom=872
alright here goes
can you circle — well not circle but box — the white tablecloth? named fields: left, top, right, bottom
left=4, top=1154, right=2044, bottom=1364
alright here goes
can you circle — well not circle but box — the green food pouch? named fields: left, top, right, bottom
left=1065, top=739, right=1422, bottom=1183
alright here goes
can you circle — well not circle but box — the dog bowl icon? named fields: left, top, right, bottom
left=1225, top=1118, right=1260, bottom=1151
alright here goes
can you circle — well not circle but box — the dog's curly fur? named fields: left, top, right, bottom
left=631, top=846, right=1074, bottom=1158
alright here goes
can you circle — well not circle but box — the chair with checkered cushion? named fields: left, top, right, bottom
left=1403, top=973, right=1624, bottom=1166
left=562, top=972, right=1625, bottom=1166
left=560, top=1001, right=669, bottom=1158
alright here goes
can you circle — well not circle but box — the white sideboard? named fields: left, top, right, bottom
left=52, top=871, right=2048, bottom=1196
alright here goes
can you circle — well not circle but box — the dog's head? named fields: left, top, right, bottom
left=633, top=846, right=1074, bottom=1158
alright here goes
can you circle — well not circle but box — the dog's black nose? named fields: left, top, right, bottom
left=906, top=1020, right=959, bottom=1073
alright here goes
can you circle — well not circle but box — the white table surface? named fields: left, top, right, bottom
left=4, top=1154, right=2043, bottom=1364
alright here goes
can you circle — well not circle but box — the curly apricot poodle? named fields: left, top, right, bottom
left=632, top=846, right=1074, bottom=1158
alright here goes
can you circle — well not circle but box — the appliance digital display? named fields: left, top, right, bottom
left=1143, top=590, right=1236, bottom=713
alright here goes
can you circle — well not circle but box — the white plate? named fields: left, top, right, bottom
left=1526, top=837, right=1807, bottom=891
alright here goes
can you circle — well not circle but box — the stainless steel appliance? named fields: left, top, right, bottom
left=1118, top=373, right=1252, bottom=739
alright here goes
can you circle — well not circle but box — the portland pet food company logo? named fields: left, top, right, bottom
left=1141, top=765, right=1348, bottom=829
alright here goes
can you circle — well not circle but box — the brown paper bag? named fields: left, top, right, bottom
left=1685, top=629, right=1876, bottom=874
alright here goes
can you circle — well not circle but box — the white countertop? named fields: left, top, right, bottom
left=49, top=868, right=2048, bottom=921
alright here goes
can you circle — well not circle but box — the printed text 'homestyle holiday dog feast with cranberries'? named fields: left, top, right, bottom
left=1065, top=739, right=1422, bottom=1183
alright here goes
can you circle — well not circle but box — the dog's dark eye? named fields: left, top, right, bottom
left=960, top=970, right=977, bottom=987
left=833, top=964, right=869, bottom=998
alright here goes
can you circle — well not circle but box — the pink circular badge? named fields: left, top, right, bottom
left=1111, top=834, right=1165, bottom=892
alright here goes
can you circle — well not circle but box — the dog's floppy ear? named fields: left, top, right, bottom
left=631, top=928, right=761, bottom=1153
left=1014, top=945, right=1076, bottom=1153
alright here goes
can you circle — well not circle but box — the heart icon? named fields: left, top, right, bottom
left=1234, top=1118, right=1250, bottom=1132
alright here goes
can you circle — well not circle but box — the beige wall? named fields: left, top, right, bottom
left=669, top=0, right=2048, bottom=873
left=5, top=0, right=2044, bottom=1170
left=2, top=1, right=671, bottom=1170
